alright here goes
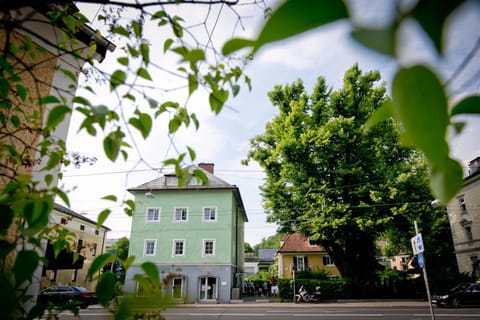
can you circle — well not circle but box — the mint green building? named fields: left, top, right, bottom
left=124, top=163, right=248, bottom=303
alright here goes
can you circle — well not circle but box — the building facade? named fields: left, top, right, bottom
left=277, top=233, right=341, bottom=279
left=0, top=3, right=114, bottom=309
left=257, top=248, right=278, bottom=273
left=41, top=204, right=111, bottom=291
left=446, top=157, right=480, bottom=278
left=124, top=163, right=248, bottom=303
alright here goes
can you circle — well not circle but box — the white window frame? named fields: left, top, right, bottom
left=202, top=207, right=217, bottom=222
left=174, top=207, right=189, bottom=222
left=202, top=239, right=216, bottom=256
left=323, top=255, right=335, bottom=266
left=146, top=207, right=161, bottom=223
left=144, top=239, right=157, bottom=256
left=295, top=256, right=306, bottom=271
left=173, top=239, right=185, bottom=256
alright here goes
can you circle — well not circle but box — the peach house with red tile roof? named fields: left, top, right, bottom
left=277, top=233, right=341, bottom=279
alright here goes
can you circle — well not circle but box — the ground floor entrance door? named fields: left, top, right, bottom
left=199, top=276, right=217, bottom=301
left=172, top=277, right=184, bottom=300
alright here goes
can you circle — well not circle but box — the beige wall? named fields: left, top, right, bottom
left=0, top=29, right=57, bottom=187
left=41, top=209, right=109, bottom=291
left=279, top=253, right=341, bottom=279
left=447, top=172, right=480, bottom=277
left=0, top=28, right=58, bottom=280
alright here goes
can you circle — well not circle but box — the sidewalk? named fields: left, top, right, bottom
left=179, top=297, right=430, bottom=308
left=90, top=298, right=430, bottom=309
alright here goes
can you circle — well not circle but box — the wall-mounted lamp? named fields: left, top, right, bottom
left=145, top=191, right=155, bottom=199
left=431, top=199, right=442, bottom=208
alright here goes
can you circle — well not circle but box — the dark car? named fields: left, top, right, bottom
left=432, top=282, right=480, bottom=308
left=37, top=285, right=97, bottom=309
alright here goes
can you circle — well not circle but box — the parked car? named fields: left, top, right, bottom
left=37, top=285, right=97, bottom=309
left=432, top=282, right=480, bottom=308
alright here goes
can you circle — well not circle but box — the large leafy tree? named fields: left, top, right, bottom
left=245, top=65, right=439, bottom=282
left=225, top=0, right=480, bottom=205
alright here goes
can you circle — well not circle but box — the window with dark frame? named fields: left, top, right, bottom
left=294, top=256, right=307, bottom=271
left=323, top=255, right=334, bottom=266
left=77, top=239, right=83, bottom=253
left=458, top=195, right=467, bottom=212
left=465, top=226, right=473, bottom=241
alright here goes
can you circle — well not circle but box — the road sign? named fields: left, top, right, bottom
left=411, top=233, right=424, bottom=255
left=417, top=253, right=424, bottom=268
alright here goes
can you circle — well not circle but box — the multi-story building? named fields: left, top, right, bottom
left=277, top=233, right=341, bottom=279
left=41, top=203, right=111, bottom=291
left=0, top=3, right=114, bottom=309
left=124, top=163, right=248, bottom=303
left=446, top=157, right=480, bottom=278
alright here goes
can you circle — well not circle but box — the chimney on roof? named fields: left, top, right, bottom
left=199, top=163, right=214, bottom=174
left=468, top=157, right=480, bottom=176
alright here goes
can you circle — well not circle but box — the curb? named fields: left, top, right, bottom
left=89, top=299, right=430, bottom=309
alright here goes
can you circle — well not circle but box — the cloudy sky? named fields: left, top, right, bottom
left=60, top=0, right=480, bottom=245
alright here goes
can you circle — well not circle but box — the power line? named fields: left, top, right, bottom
left=62, top=167, right=264, bottom=177
left=70, top=199, right=438, bottom=221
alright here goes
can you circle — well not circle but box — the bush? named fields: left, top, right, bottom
left=294, top=270, right=330, bottom=280
left=277, top=269, right=476, bottom=302
left=278, top=278, right=345, bottom=301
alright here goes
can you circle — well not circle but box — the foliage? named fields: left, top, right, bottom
left=253, top=232, right=284, bottom=253
left=224, top=0, right=480, bottom=205
left=244, top=65, right=439, bottom=283
left=278, top=278, right=346, bottom=301
left=110, top=237, right=130, bottom=261
left=0, top=1, right=265, bottom=318
left=294, top=270, right=330, bottom=280
left=244, top=242, right=255, bottom=254
left=245, top=270, right=270, bottom=283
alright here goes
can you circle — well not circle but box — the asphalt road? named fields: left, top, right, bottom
left=47, top=301, right=480, bottom=320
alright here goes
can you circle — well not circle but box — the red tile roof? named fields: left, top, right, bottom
left=279, top=233, right=325, bottom=253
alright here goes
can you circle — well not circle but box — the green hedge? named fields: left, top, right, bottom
left=277, top=271, right=475, bottom=301
left=278, top=278, right=345, bottom=301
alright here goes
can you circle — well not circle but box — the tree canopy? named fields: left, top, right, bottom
left=244, top=242, right=255, bottom=254
left=245, top=65, right=443, bottom=282
left=254, top=233, right=283, bottom=252
left=225, top=0, right=480, bottom=205
left=109, top=237, right=130, bottom=261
